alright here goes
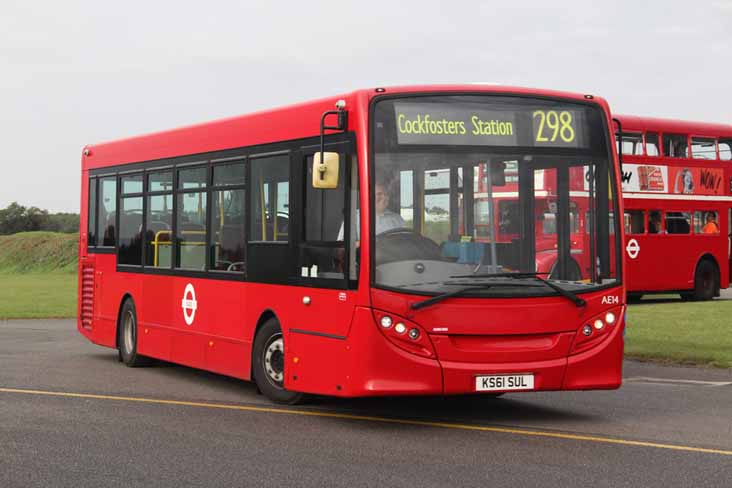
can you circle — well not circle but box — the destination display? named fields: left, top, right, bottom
left=394, top=102, right=587, bottom=148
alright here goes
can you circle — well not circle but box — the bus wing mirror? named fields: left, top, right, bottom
left=312, top=152, right=340, bottom=189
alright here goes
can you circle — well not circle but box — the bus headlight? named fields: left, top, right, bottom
left=372, top=310, right=436, bottom=359
left=605, top=312, right=616, bottom=325
left=594, top=319, right=605, bottom=330
left=394, top=323, right=406, bottom=334
left=380, top=316, right=393, bottom=329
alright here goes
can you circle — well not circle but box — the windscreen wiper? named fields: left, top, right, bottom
left=450, top=272, right=586, bottom=308
left=410, top=280, right=543, bottom=311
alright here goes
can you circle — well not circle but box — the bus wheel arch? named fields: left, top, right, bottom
left=116, top=295, right=152, bottom=367
left=250, top=311, right=304, bottom=405
left=114, top=293, right=134, bottom=351
left=693, top=255, right=719, bottom=301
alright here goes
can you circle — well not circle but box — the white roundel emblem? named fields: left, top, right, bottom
left=181, top=283, right=198, bottom=325
left=626, top=239, right=640, bottom=260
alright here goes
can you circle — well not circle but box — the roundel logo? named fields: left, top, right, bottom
left=181, top=283, right=198, bottom=325
left=626, top=239, right=640, bottom=260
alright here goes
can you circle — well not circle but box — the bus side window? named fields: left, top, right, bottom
left=694, top=211, right=720, bottom=234
left=663, top=134, right=689, bottom=158
left=616, top=132, right=643, bottom=155
left=666, top=212, right=691, bottom=234
left=98, top=176, right=117, bottom=246
left=88, top=178, right=97, bottom=246
left=624, top=210, right=645, bottom=234
left=645, top=132, right=660, bottom=156
left=648, top=210, right=663, bottom=234
left=210, top=161, right=246, bottom=272
left=719, top=139, right=732, bottom=161
left=691, top=137, right=717, bottom=160
left=250, top=155, right=289, bottom=242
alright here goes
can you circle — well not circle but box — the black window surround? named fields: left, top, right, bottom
left=86, top=132, right=358, bottom=288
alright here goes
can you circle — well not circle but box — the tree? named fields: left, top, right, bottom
left=0, top=202, right=49, bottom=235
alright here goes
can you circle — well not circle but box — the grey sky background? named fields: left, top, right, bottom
left=1, top=0, right=730, bottom=212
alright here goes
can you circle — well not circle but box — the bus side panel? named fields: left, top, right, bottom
left=91, top=254, right=127, bottom=349
left=138, top=273, right=174, bottom=361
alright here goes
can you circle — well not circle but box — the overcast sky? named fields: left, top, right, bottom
left=1, top=0, right=730, bottom=212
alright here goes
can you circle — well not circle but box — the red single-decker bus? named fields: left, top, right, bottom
left=79, top=85, right=626, bottom=403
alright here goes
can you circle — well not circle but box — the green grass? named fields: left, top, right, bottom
left=0, top=232, right=78, bottom=273
left=0, top=232, right=78, bottom=319
left=0, top=273, right=77, bottom=319
left=625, top=300, right=732, bottom=368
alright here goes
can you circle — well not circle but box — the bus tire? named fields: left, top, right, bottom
left=693, top=259, right=717, bottom=301
left=252, top=318, right=304, bottom=405
left=118, top=298, right=152, bottom=367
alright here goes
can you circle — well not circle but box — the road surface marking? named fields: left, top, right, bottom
left=1, top=386, right=731, bottom=457
left=625, top=377, right=732, bottom=387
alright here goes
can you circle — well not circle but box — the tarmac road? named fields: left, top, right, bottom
left=1, top=319, right=731, bottom=487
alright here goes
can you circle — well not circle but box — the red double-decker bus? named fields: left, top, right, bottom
left=615, top=115, right=732, bottom=301
left=78, top=85, right=626, bottom=403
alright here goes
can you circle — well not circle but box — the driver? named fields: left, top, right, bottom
left=338, top=180, right=405, bottom=241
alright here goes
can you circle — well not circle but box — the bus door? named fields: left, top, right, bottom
left=292, top=142, right=359, bottom=328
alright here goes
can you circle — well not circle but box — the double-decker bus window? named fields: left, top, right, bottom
left=176, top=166, right=208, bottom=269
left=210, top=161, right=246, bottom=273
left=98, top=176, right=117, bottom=246
left=646, top=132, right=660, bottom=156
left=663, top=134, right=689, bottom=158
left=648, top=210, right=662, bottom=234
left=87, top=178, right=97, bottom=246
left=694, top=211, right=720, bottom=234
left=250, top=155, right=289, bottom=242
left=146, top=194, right=172, bottom=267
left=666, top=211, right=691, bottom=234
left=119, top=196, right=143, bottom=265
left=718, top=139, right=732, bottom=160
left=691, top=137, right=717, bottom=159
left=624, top=210, right=645, bottom=234
left=616, top=132, right=643, bottom=155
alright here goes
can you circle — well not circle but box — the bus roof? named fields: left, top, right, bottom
left=616, top=114, right=732, bottom=137
left=83, top=85, right=610, bottom=170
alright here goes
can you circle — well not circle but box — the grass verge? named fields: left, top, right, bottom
left=625, top=299, right=732, bottom=368
left=0, top=273, right=77, bottom=319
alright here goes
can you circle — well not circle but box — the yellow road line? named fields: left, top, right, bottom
left=2, top=386, right=731, bottom=457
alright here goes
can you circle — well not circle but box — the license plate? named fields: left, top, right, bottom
left=475, top=374, right=534, bottom=392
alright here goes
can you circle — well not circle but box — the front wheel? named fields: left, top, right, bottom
left=252, top=318, right=304, bottom=404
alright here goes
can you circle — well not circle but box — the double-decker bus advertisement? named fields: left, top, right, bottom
left=79, top=87, right=626, bottom=404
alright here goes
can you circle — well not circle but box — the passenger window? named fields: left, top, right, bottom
left=616, top=132, right=644, bottom=155
left=399, top=170, right=414, bottom=229
left=122, top=174, right=143, bottom=194
left=691, top=137, right=717, bottom=160
left=148, top=171, right=173, bottom=192
left=88, top=178, right=97, bottom=246
left=178, top=166, right=207, bottom=189
left=663, top=134, right=689, bottom=158
left=719, top=139, right=732, bottom=161
left=666, top=212, right=691, bottom=234
left=694, top=211, right=720, bottom=234
left=118, top=196, right=143, bottom=265
left=250, top=154, right=289, bottom=242
left=210, top=161, right=246, bottom=272
left=145, top=194, right=172, bottom=268
left=624, top=210, right=645, bottom=234
left=98, top=176, right=117, bottom=246
left=176, top=191, right=207, bottom=269
left=645, top=132, right=660, bottom=156
left=648, top=210, right=663, bottom=234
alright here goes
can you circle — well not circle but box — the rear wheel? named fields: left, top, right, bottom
left=252, top=318, right=304, bottom=405
left=118, top=299, right=152, bottom=367
left=693, top=259, right=717, bottom=301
